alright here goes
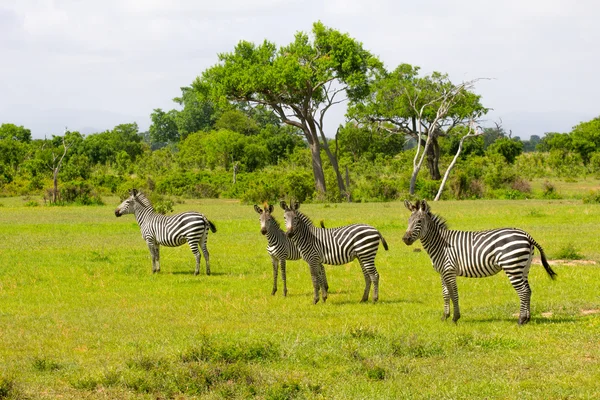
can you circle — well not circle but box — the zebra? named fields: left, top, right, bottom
left=115, top=189, right=217, bottom=275
left=254, top=204, right=327, bottom=297
left=280, top=200, right=388, bottom=304
left=403, top=199, right=557, bottom=325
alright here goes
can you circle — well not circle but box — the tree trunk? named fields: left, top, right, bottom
left=52, top=168, right=59, bottom=203
left=426, top=137, right=442, bottom=180
left=320, top=138, right=348, bottom=201
left=308, top=141, right=327, bottom=197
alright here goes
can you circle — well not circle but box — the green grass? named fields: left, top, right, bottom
left=0, top=198, right=599, bottom=399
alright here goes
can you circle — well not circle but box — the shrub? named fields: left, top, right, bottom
left=542, top=181, right=561, bottom=199
left=511, top=178, right=531, bottom=194
left=582, top=190, right=600, bottom=204
left=554, top=243, right=584, bottom=260
left=60, top=181, right=104, bottom=205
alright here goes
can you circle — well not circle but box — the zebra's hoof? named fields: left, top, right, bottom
left=518, top=316, right=530, bottom=325
left=271, top=289, right=277, bottom=296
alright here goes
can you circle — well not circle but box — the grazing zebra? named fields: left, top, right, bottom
left=280, top=200, right=388, bottom=304
left=254, top=204, right=327, bottom=296
left=403, top=200, right=557, bottom=325
left=115, top=189, right=217, bottom=275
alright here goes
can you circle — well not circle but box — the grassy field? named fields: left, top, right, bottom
left=0, top=197, right=599, bottom=399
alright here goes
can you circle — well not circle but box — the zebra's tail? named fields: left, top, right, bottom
left=206, top=218, right=217, bottom=233
left=379, top=233, right=389, bottom=251
left=532, top=239, right=556, bottom=280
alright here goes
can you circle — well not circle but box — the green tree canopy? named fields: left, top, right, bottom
left=194, top=21, right=383, bottom=199
left=0, top=123, right=32, bottom=143
left=348, top=64, right=488, bottom=180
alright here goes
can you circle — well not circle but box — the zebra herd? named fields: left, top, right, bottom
left=115, top=190, right=557, bottom=325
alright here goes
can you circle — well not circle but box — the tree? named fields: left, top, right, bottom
left=41, top=133, right=72, bottom=203
left=570, top=116, right=600, bottom=163
left=195, top=21, right=383, bottom=199
left=149, top=108, right=179, bottom=144
left=434, top=122, right=482, bottom=200
left=0, top=123, right=32, bottom=143
left=350, top=65, right=487, bottom=195
left=349, top=65, right=487, bottom=186
left=172, top=86, right=220, bottom=139
left=336, top=123, right=405, bottom=163
left=486, top=137, right=524, bottom=164
left=215, top=109, right=259, bottom=135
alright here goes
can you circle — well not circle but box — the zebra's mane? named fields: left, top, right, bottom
left=429, top=212, right=448, bottom=230
left=268, top=214, right=283, bottom=231
left=296, top=210, right=316, bottom=228
left=134, top=192, right=154, bottom=210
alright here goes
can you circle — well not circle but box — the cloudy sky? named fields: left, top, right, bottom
left=1, top=0, right=598, bottom=139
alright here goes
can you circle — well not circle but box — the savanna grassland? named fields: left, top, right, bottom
left=0, top=198, right=599, bottom=399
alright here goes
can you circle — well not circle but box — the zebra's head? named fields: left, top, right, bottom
left=115, top=189, right=139, bottom=217
left=403, top=199, right=431, bottom=245
left=254, top=203, right=275, bottom=235
left=280, top=200, right=300, bottom=238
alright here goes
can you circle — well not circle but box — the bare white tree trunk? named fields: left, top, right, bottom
left=434, top=123, right=482, bottom=201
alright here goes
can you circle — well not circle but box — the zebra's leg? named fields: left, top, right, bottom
left=147, top=242, right=160, bottom=273
left=505, top=260, right=533, bottom=325
left=358, top=257, right=379, bottom=303
left=440, top=276, right=451, bottom=321
left=201, top=234, right=210, bottom=276
left=360, top=266, right=371, bottom=303
left=317, top=263, right=328, bottom=303
left=308, top=262, right=322, bottom=304
left=280, top=259, right=288, bottom=297
left=188, top=241, right=201, bottom=276
left=271, top=255, right=279, bottom=295
left=371, top=270, right=380, bottom=303
left=320, top=264, right=329, bottom=293
left=442, top=272, right=460, bottom=323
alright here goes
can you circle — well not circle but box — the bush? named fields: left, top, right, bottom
left=582, top=190, right=600, bottom=204
left=542, top=181, right=561, bottom=199
left=60, top=181, right=104, bottom=205
left=554, top=243, right=584, bottom=260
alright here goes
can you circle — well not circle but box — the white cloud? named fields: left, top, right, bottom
left=1, top=0, right=599, bottom=138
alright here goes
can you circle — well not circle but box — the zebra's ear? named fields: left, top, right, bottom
left=420, top=200, right=430, bottom=213
left=404, top=200, right=415, bottom=211
left=268, top=204, right=274, bottom=213
left=253, top=205, right=263, bottom=214
left=131, top=188, right=138, bottom=197
left=292, top=201, right=300, bottom=210
left=280, top=201, right=288, bottom=210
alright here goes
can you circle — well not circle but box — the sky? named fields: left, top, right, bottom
left=1, top=0, right=598, bottom=139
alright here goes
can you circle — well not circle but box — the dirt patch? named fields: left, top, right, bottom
left=581, top=309, right=600, bottom=315
left=532, top=257, right=597, bottom=266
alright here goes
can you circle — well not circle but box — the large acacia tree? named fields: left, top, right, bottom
left=195, top=22, right=383, bottom=199
left=349, top=64, right=487, bottom=182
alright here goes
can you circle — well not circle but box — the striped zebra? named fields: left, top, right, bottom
left=403, top=200, right=557, bottom=325
left=280, top=200, right=388, bottom=304
left=115, top=189, right=217, bottom=275
left=254, top=204, right=327, bottom=296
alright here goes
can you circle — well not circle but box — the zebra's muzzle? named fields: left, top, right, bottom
left=115, top=209, right=122, bottom=217
left=285, top=229, right=295, bottom=238
left=260, top=228, right=267, bottom=235
left=402, top=234, right=415, bottom=245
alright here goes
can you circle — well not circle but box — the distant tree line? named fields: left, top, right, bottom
left=1, top=22, right=600, bottom=205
